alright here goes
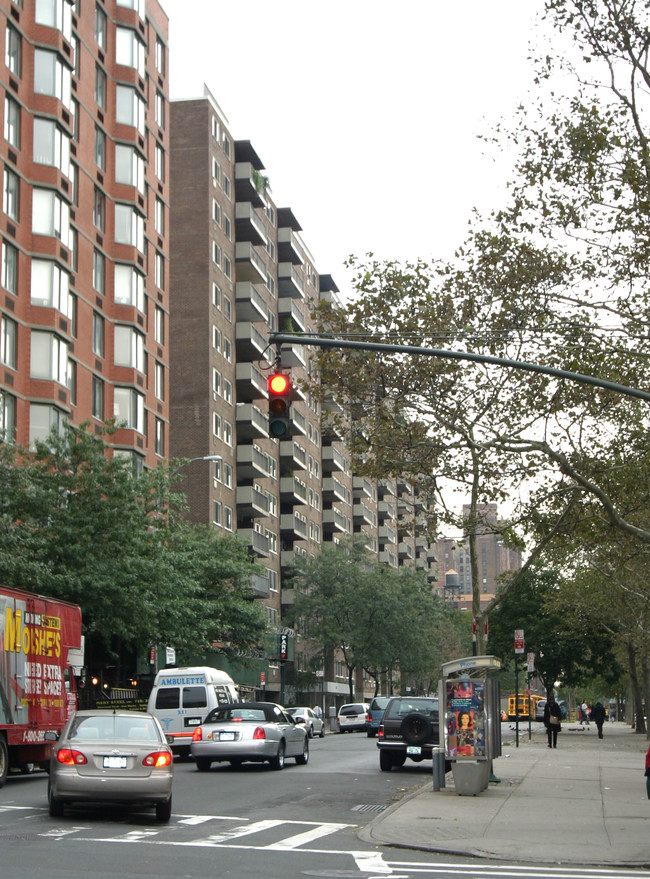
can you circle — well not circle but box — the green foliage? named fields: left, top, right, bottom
left=0, top=424, right=267, bottom=670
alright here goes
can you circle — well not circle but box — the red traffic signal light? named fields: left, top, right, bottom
left=268, top=372, right=292, bottom=438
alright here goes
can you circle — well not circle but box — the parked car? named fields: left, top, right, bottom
left=366, top=696, right=391, bottom=738
left=45, top=710, right=174, bottom=822
left=535, top=699, right=547, bottom=721
left=287, top=706, right=325, bottom=738
left=377, top=696, right=440, bottom=770
left=190, top=702, right=309, bottom=770
left=337, top=703, right=369, bottom=733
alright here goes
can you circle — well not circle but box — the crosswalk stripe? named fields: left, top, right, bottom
left=265, top=822, right=350, bottom=850
left=205, top=819, right=285, bottom=843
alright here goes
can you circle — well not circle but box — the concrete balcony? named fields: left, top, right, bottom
left=280, top=342, right=307, bottom=369
left=235, top=281, right=268, bottom=323
left=236, top=321, right=269, bottom=360
left=279, top=441, right=307, bottom=470
left=235, top=202, right=266, bottom=246
left=378, top=524, right=397, bottom=547
left=427, top=545, right=438, bottom=561
left=235, top=241, right=267, bottom=285
left=379, top=550, right=398, bottom=569
left=236, top=485, right=270, bottom=518
left=236, top=444, right=271, bottom=481
left=290, top=406, right=307, bottom=437
left=235, top=361, right=268, bottom=403
left=354, top=502, right=376, bottom=527
left=280, top=550, right=308, bottom=570
left=280, top=475, right=307, bottom=504
left=237, top=528, right=269, bottom=557
left=280, top=513, right=308, bottom=539
left=323, top=507, right=349, bottom=534
left=247, top=570, right=270, bottom=598
left=235, top=403, right=269, bottom=439
left=378, top=500, right=396, bottom=522
left=278, top=297, right=306, bottom=332
left=415, top=557, right=428, bottom=571
left=322, top=444, right=347, bottom=473
left=277, top=227, right=304, bottom=265
left=353, top=476, right=375, bottom=501
left=399, top=541, right=415, bottom=560
left=278, top=263, right=304, bottom=299
left=322, top=476, right=347, bottom=503
left=235, top=162, right=264, bottom=208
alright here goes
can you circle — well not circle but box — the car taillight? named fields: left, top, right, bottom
left=56, top=748, right=87, bottom=765
left=143, top=751, right=173, bottom=767
left=253, top=726, right=266, bottom=740
left=192, top=727, right=203, bottom=742
left=368, top=712, right=373, bottom=722
left=378, top=726, right=384, bottom=739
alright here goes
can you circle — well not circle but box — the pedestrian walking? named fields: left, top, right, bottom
left=544, top=694, right=562, bottom=748
left=580, top=699, right=591, bottom=726
left=590, top=701, right=606, bottom=738
left=645, top=744, right=650, bottom=799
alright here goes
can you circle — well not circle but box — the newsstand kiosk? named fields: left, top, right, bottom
left=439, top=655, right=502, bottom=796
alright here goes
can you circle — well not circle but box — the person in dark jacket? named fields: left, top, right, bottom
left=645, top=744, right=650, bottom=799
left=590, top=702, right=606, bottom=739
left=543, top=694, right=562, bottom=748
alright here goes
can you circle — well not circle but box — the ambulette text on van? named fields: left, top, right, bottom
left=147, top=667, right=239, bottom=755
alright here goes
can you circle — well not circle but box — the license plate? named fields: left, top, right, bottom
left=406, top=745, right=421, bottom=756
left=219, top=731, right=235, bottom=741
left=103, top=756, right=127, bottom=769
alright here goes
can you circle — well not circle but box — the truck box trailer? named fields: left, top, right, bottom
left=0, top=586, right=83, bottom=786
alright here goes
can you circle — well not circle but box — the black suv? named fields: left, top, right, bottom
left=377, top=696, right=440, bottom=771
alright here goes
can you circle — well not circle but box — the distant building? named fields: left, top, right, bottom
left=435, top=503, right=522, bottom=611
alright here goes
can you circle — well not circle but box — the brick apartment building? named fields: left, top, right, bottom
left=0, top=0, right=169, bottom=468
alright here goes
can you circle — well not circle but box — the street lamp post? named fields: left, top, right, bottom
left=170, top=454, right=222, bottom=479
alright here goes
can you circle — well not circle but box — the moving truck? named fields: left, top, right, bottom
left=0, top=586, right=83, bottom=786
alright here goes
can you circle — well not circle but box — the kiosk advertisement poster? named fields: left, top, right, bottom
left=445, top=679, right=487, bottom=759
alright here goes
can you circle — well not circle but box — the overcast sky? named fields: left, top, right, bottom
left=161, top=1, right=546, bottom=294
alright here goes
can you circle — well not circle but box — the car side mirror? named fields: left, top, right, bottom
left=293, top=717, right=304, bottom=725
left=44, top=731, right=58, bottom=742
left=166, top=735, right=175, bottom=746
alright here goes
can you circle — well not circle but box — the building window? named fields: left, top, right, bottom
left=212, top=326, right=221, bottom=351
left=29, top=403, right=63, bottom=448
left=92, top=375, right=103, bottom=419
left=114, top=325, right=145, bottom=371
left=155, top=251, right=164, bottom=288
left=223, top=256, right=232, bottom=280
left=212, top=369, right=221, bottom=396
left=212, top=242, right=221, bottom=267
left=4, top=97, right=20, bottom=149
left=30, top=331, right=68, bottom=384
left=32, top=189, right=70, bottom=246
left=3, top=167, right=19, bottom=222
left=224, top=463, right=232, bottom=489
left=154, top=361, right=164, bottom=400
left=94, top=64, right=106, bottom=109
left=115, top=144, right=145, bottom=193
left=92, top=312, right=104, bottom=357
left=94, top=125, right=105, bottom=170
left=114, top=204, right=144, bottom=252
left=155, top=91, right=165, bottom=128
left=113, top=387, right=145, bottom=432
left=223, top=379, right=232, bottom=405
left=223, top=338, right=232, bottom=362
left=223, top=296, right=232, bottom=322
left=224, top=507, right=233, bottom=531
left=155, top=36, right=165, bottom=76
left=117, top=0, right=145, bottom=18
left=212, top=283, right=221, bottom=309
left=31, top=259, right=71, bottom=316
left=5, top=25, right=21, bottom=77
left=93, top=186, right=105, bottom=232
left=115, top=85, right=146, bottom=135
left=115, top=27, right=145, bottom=77
left=92, top=250, right=104, bottom=295
left=35, top=0, right=72, bottom=38
left=224, top=421, right=233, bottom=447
left=1, top=316, right=17, bottom=369
left=114, top=264, right=144, bottom=311
left=212, top=158, right=220, bottom=185
left=154, top=306, right=164, bottom=344
left=223, top=135, right=231, bottom=159
left=95, top=5, right=107, bottom=49
left=155, top=418, right=164, bottom=456
left=223, top=216, right=231, bottom=240
left=155, top=197, right=164, bottom=235
left=0, top=391, right=16, bottom=441
left=212, top=412, right=221, bottom=438
left=213, top=501, right=222, bottom=526
left=2, top=241, right=18, bottom=294
left=223, top=175, right=231, bottom=199
left=34, top=118, right=71, bottom=177
left=34, top=49, right=71, bottom=108
left=212, top=199, right=221, bottom=225
left=155, top=143, right=165, bottom=181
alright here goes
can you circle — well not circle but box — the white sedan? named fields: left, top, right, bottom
left=287, top=706, right=325, bottom=738
left=190, top=702, right=308, bottom=771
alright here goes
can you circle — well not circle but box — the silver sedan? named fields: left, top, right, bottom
left=287, top=706, right=325, bottom=738
left=46, top=710, right=174, bottom=822
left=190, top=701, right=308, bottom=770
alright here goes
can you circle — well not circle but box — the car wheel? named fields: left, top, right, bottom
left=307, top=724, right=314, bottom=739
left=379, top=750, right=393, bottom=771
left=195, top=757, right=212, bottom=772
left=400, top=713, right=432, bottom=746
left=48, top=783, right=65, bottom=818
left=295, top=738, right=309, bottom=765
left=156, top=796, right=172, bottom=823
left=270, top=741, right=285, bottom=770
left=319, top=726, right=325, bottom=738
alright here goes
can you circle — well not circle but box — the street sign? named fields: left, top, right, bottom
left=315, top=670, right=324, bottom=678
left=514, top=629, right=525, bottom=654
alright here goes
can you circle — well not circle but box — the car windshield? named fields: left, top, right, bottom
left=384, top=699, right=438, bottom=720
left=69, top=715, right=160, bottom=743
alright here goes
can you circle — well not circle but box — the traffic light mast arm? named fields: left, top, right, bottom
left=268, top=333, right=650, bottom=404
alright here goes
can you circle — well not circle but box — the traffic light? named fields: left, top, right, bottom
left=280, top=633, right=288, bottom=661
left=267, top=372, right=292, bottom=438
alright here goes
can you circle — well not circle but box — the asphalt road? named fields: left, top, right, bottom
left=0, top=723, right=612, bottom=879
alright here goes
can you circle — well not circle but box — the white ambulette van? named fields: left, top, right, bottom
left=147, top=666, right=239, bottom=755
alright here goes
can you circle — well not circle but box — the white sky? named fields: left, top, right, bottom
left=161, top=0, right=546, bottom=294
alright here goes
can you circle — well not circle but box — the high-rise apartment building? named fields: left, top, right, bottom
left=0, top=0, right=169, bottom=468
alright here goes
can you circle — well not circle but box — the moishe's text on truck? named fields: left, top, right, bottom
left=0, top=586, right=83, bottom=786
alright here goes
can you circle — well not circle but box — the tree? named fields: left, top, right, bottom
left=0, top=424, right=267, bottom=677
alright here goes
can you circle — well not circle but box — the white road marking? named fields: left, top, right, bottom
left=352, top=849, right=403, bottom=875
left=265, top=822, right=350, bottom=850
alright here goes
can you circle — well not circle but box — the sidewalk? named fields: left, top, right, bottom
left=359, top=722, right=650, bottom=866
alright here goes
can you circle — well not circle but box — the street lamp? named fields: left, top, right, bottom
left=170, top=454, right=222, bottom=479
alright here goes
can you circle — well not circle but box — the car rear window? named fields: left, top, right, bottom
left=155, top=687, right=179, bottom=709
left=384, top=698, right=438, bottom=720
left=206, top=706, right=269, bottom=723
left=69, top=716, right=160, bottom=743
left=371, top=697, right=390, bottom=710
left=182, top=686, right=207, bottom=708
left=341, top=704, right=365, bottom=715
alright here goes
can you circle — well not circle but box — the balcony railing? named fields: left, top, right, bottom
left=235, top=281, right=268, bottom=323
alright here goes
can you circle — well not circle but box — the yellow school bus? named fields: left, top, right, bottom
left=508, top=693, right=544, bottom=720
